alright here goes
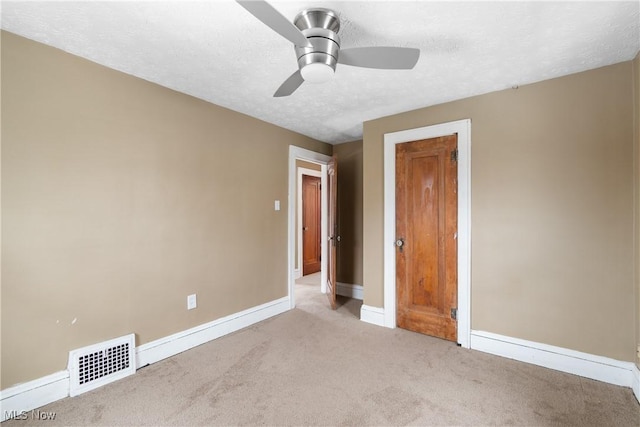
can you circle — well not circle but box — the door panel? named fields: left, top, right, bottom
left=396, top=135, right=457, bottom=341
left=327, top=155, right=337, bottom=309
left=302, top=175, right=321, bottom=276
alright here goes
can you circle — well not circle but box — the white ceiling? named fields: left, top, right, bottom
left=2, top=1, right=639, bottom=144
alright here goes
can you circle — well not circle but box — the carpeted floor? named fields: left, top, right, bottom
left=5, top=280, right=639, bottom=426
left=295, top=271, right=322, bottom=286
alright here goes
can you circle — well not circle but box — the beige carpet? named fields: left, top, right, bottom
left=295, top=272, right=321, bottom=286
left=5, top=282, right=639, bottom=426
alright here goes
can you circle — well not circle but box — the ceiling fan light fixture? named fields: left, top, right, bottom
left=300, top=62, right=334, bottom=83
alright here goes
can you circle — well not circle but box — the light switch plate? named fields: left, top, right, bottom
left=187, top=294, right=197, bottom=310
left=274, top=200, right=280, bottom=211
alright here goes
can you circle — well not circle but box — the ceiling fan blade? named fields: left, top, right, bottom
left=237, top=0, right=312, bottom=48
left=338, top=47, right=420, bottom=70
left=274, top=70, right=304, bottom=97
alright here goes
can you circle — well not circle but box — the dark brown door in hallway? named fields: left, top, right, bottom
left=395, top=134, right=458, bottom=341
left=302, top=174, right=321, bottom=276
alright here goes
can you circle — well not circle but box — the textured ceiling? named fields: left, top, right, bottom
left=2, top=1, right=639, bottom=144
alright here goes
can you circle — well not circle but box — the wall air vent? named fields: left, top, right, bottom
left=68, top=334, right=136, bottom=397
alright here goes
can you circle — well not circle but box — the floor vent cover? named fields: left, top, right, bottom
left=68, top=334, right=136, bottom=397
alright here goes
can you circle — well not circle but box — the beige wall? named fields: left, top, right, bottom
left=334, top=140, right=363, bottom=285
left=296, top=160, right=321, bottom=172
left=1, top=31, right=331, bottom=388
left=634, top=52, right=640, bottom=368
left=363, top=61, right=636, bottom=362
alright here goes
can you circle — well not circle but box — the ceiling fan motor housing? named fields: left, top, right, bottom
left=293, top=8, right=341, bottom=81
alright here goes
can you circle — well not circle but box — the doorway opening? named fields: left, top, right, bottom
left=295, top=166, right=322, bottom=298
left=298, top=168, right=322, bottom=277
left=288, top=146, right=331, bottom=309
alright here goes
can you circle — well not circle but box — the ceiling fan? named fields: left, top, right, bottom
left=237, top=0, right=421, bottom=97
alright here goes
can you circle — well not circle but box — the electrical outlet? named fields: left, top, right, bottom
left=187, top=294, right=197, bottom=310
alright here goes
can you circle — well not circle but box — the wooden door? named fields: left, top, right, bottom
left=327, top=156, right=338, bottom=309
left=302, top=175, right=321, bottom=276
left=396, top=135, right=458, bottom=341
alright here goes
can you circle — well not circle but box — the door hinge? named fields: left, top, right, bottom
left=450, top=149, right=458, bottom=163
left=450, top=308, right=457, bottom=320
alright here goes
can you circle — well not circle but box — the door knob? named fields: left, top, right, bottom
left=395, top=238, right=405, bottom=253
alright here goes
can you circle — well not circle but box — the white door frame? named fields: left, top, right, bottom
left=383, top=119, right=471, bottom=348
left=288, top=146, right=332, bottom=309
left=297, top=167, right=323, bottom=280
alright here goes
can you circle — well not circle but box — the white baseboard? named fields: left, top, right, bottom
left=632, top=364, right=640, bottom=403
left=0, top=296, right=291, bottom=421
left=294, top=269, right=302, bottom=279
left=470, top=330, right=637, bottom=388
left=360, top=305, right=385, bottom=327
left=336, top=282, right=363, bottom=300
left=0, top=371, right=69, bottom=422
left=137, top=296, right=290, bottom=367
